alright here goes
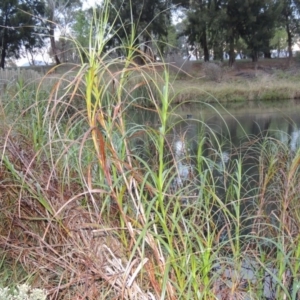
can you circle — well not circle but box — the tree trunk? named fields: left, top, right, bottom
left=228, top=37, right=235, bottom=67
left=195, top=47, right=199, bottom=60
left=50, top=25, right=61, bottom=65
left=280, top=8, right=293, bottom=67
left=1, top=20, right=8, bottom=69
left=286, top=21, right=293, bottom=59
left=251, top=51, right=258, bottom=62
left=143, top=37, right=154, bottom=61
left=264, top=51, right=271, bottom=59
left=61, top=37, right=66, bottom=62
left=213, top=44, right=223, bottom=61
left=0, top=47, right=6, bottom=69
left=203, top=45, right=209, bottom=61
left=201, top=30, right=209, bottom=61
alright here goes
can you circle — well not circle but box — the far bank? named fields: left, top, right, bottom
left=170, top=58, right=300, bottom=103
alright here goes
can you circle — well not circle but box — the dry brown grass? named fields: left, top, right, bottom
left=0, top=135, right=158, bottom=299
left=171, top=73, right=300, bottom=103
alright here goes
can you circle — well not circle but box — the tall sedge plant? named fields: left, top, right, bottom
left=70, top=1, right=179, bottom=298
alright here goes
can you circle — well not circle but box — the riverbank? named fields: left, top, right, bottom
left=169, top=58, right=300, bottom=103
left=13, top=57, right=298, bottom=105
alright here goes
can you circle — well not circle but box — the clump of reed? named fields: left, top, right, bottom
left=1, top=1, right=300, bottom=299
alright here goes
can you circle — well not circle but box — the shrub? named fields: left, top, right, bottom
left=203, top=62, right=223, bottom=82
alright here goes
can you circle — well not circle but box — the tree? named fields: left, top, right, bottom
left=69, top=8, right=92, bottom=62
left=175, top=0, right=228, bottom=62
left=225, top=0, right=242, bottom=65
left=184, top=4, right=210, bottom=61
left=163, top=23, right=188, bottom=56
left=270, top=27, right=288, bottom=57
left=209, top=1, right=227, bottom=61
left=48, top=37, right=76, bottom=63
left=238, top=0, right=281, bottom=61
left=173, top=0, right=287, bottom=64
left=0, top=0, right=45, bottom=69
left=108, top=0, right=172, bottom=63
left=280, top=0, right=300, bottom=59
left=43, top=0, right=80, bottom=65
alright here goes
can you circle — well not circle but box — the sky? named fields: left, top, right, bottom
left=82, top=0, right=103, bottom=10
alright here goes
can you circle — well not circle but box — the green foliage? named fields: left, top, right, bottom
left=0, top=0, right=45, bottom=68
left=260, top=89, right=286, bottom=101
left=237, top=0, right=281, bottom=60
left=160, top=24, right=182, bottom=55
left=183, top=0, right=225, bottom=61
left=270, top=28, right=288, bottom=54
left=71, top=10, right=91, bottom=50
left=177, top=0, right=288, bottom=63
left=107, top=0, right=172, bottom=58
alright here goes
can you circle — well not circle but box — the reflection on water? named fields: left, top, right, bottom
left=129, top=99, right=300, bottom=155
left=290, top=129, right=300, bottom=152
left=179, top=100, right=300, bottom=151
left=173, top=139, right=192, bottom=188
left=127, top=100, right=300, bottom=220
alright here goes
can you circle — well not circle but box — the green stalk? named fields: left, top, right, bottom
left=291, top=236, right=300, bottom=299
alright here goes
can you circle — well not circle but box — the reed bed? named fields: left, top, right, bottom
left=1, top=1, right=300, bottom=299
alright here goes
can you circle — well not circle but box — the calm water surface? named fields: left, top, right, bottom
left=127, top=99, right=300, bottom=193
left=130, top=99, right=300, bottom=151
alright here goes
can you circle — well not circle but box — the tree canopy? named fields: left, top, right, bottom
left=173, top=0, right=300, bottom=63
left=2, top=0, right=300, bottom=66
left=106, top=0, right=172, bottom=61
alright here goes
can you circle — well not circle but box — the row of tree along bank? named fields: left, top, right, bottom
left=1, top=0, right=300, bottom=68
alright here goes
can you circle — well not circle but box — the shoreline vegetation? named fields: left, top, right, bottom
left=1, top=2, right=300, bottom=299
left=171, top=58, right=300, bottom=103
left=3, top=57, right=300, bottom=104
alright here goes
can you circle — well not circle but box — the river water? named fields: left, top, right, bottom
left=130, top=99, right=300, bottom=150
left=129, top=99, right=300, bottom=186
